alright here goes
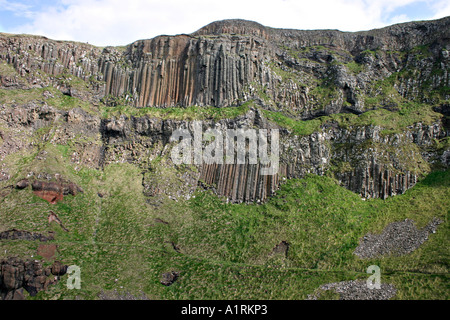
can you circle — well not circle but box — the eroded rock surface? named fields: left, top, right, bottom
left=0, top=257, right=68, bottom=300
left=11, top=173, right=84, bottom=204
left=0, top=229, right=54, bottom=242
left=31, top=179, right=83, bottom=204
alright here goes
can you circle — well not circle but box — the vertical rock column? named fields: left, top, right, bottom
left=199, top=162, right=280, bottom=203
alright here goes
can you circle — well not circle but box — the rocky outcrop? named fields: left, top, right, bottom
left=0, top=257, right=68, bottom=300
left=192, top=19, right=271, bottom=39
left=199, top=163, right=280, bottom=203
left=0, top=229, right=54, bottom=242
left=12, top=172, right=84, bottom=204
left=0, top=34, right=103, bottom=93
left=102, top=33, right=274, bottom=108
left=328, top=121, right=447, bottom=199
left=31, top=179, right=83, bottom=204
left=196, top=18, right=450, bottom=53
left=15, top=179, right=29, bottom=189
left=160, top=271, right=179, bottom=286
left=95, top=16, right=450, bottom=113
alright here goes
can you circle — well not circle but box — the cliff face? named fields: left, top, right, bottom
left=102, top=34, right=273, bottom=108
left=0, top=18, right=449, bottom=203
left=0, top=101, right=446, bottom=203
left=2, top=17, right=449, bottom=112
left=102, top=109, right=448, bottom=202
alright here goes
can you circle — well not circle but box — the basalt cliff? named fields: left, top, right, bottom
left=1, top=17, right=448, bottom=203
left=0, top=18, right=449, bottom=300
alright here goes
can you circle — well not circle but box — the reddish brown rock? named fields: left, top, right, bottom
left=33, top=190, right=64, bottom=204
left=30, top=179, right=83, bottom=204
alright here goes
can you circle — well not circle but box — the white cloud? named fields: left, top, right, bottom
left=431, top=0, right=450, bottom=18
left=6, top=0, right=449, bottom=46
left=0, top=0, right=35, bottom=18
left=0, top=0, right=29, bottom=12
left=389, top=13, right=411, bottom=24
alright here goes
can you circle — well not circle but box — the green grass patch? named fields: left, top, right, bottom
left=0, top=86, right=97, bottom=114
left=261, top=100, right=441, bottom=137
left=345, top=61, right=365, bottom=74
left=261, top=109, right=324, bottom=136
left=100, top=102, right=251, bottom=121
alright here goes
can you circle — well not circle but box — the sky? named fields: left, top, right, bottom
left=0, top=0, right=449, bottom=46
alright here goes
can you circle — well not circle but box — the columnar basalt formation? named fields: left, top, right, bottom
left=0, top=34, right=102, bottom=83
left=1, top=101, right=447, bottom=203
left=0, top=18, right=449, bottom=203
left=99, top=108, right=447, bottom=202
left=101, top=34, right=275, bottom=108
left=199, top=163, right=280, bottom=203
left=1, top=17, right=448, bottom=112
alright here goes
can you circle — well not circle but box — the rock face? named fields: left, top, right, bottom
left=199, top=163, right=280, bottom=203
left=103, top=33, right=274, bottom=108
left=1, top=17, right=448, bottom=112
left=0, top=229, right=54, bottom=242
left=0, top=102, right=447, bottom=203
left=101, top=108, right=447, bottom=202
left=0, top=18, right=449, bottom=203
left=0, top=257, right=67, bottom=300
left=11, top=173, right=84, bottom=204
left=31, top=179, right=83, bottom=204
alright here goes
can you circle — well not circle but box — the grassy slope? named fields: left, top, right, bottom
left=1, top=140, right=448, bottom=299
